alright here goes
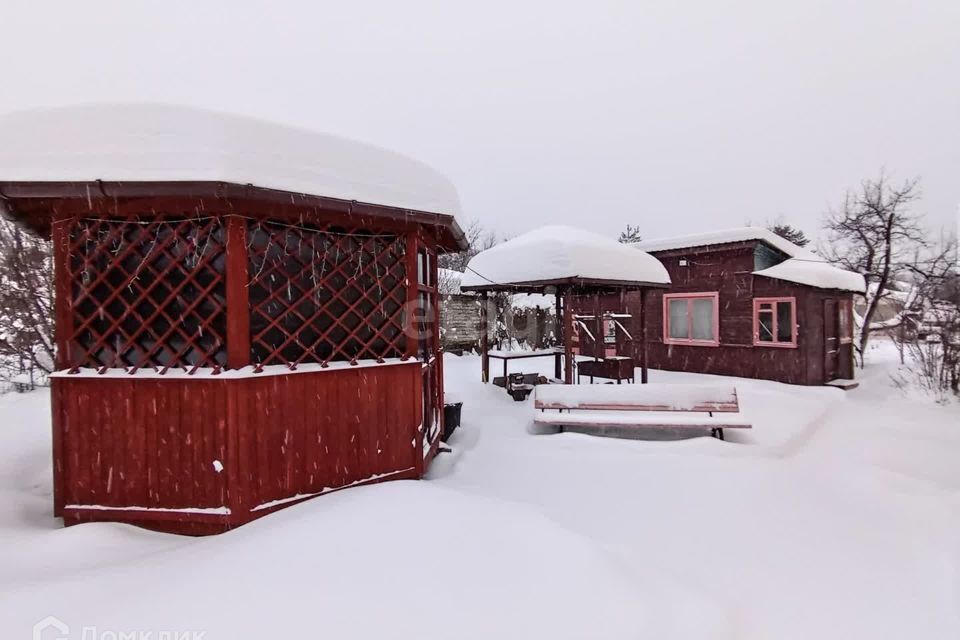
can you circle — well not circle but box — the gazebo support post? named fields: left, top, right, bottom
left=562, top=287, right=574, bottom=384
left=480, top=291, right=490, bottom=383
left=593, top=292, right=603, bottom=362
left=639, top=288, right=649, bottom=384
left=554, top=291, right=563, bottom=380
left=225, top=215, right=251, bottom=370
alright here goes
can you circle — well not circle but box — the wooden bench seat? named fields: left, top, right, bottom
left=533, top=383, right=751, bottom=440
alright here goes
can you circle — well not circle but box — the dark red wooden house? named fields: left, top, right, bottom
left=0, top=105, right=466, bottom=534
left=577, top=228, right=865, bottom=386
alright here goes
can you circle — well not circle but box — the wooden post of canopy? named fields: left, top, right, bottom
left=562, top=287, right=574, bottom=384
left=554, top=291, right=563, bottom=380
left=639, top=289, right=649, bottom=384
left=593, top=292, right=603, bottom=362
left=480, top=291, right=490, bottom=383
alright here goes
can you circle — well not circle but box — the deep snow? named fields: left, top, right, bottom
left=1, top=340, right=958, bottom=639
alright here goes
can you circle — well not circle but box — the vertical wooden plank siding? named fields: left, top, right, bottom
left=57, top=362, right=423, bottom=534
left=225, top=215, right=250, bottom=369
left=50, top=379, right=65, bottom=515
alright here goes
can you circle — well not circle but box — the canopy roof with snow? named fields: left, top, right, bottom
left=461, top=225, right=670, bottom=291
left=635, top=226, right=865, bottom=294
left=0, top=104, right=465, bottom=247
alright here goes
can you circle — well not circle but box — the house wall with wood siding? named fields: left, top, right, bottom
left=608, top=241, right=855, bottom=385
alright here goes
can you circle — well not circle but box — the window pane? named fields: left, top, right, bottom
left=668, top=299, right=689, bottom=339
left=691, top=298, right=714, bottom=340
left=758, top=310, right=774, bottom=341
left=417, top=252, right=426, bottom=285
left=776, top=301, right=793, bottom=342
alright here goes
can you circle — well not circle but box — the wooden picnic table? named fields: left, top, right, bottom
left=486, top=348, right=565, bottom=385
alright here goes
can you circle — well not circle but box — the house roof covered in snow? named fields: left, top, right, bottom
left=461, top=225, right=670, bottom=291
left=753, top=258, right=866, bottom=293
left=636, top=226, right=865, bottom=293
left=0, top=104, right=465, bottom=247
left=635, top=226, right=815, bottom=258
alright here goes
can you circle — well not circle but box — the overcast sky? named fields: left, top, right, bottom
left=2, top=1, right=957, bottom=244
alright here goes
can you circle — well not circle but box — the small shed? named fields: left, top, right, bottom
left=623, top=228, right=866, bottom=386
left=0, top=104, right=467, bottom=534
left=460, top=226, right=670, bottom=384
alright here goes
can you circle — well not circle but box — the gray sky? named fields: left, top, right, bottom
left=2, top=1, right=958, bottom=243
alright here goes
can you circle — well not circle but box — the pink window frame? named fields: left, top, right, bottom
left=662, top=292, right=720, bottom=347
left=752, top=297, right=797, bottom=348
left=838, top=298, right=853, bottom=344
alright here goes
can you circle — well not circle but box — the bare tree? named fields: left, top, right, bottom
left=438, top=219, right=499, bottom=273
left=896, top=235, right=960, bottom=399
left=821, top=175, right=926, bottom=363
left=617, top=224, right=643, bottom=244
left=0, top=216, right=55, bottom=379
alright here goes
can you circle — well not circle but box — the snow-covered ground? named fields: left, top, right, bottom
left=1, top=340, right=958, bottom=639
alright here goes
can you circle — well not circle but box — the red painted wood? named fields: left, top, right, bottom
left=562, top=288, right=574, bottom=384
left=53, top=362, right=423, bottom=534
left=226, top=215, right=251, bottom=369
left=580, top=241, right=857, bottom=386
left=405, top=232, right=419, bottom=359
left=50, top=381, right=64, bottom=515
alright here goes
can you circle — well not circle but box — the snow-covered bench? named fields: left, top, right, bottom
left=533, top=383, right=751, bottom=440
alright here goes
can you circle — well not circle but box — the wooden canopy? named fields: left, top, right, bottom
left=465, top=278, right=667, bottom=386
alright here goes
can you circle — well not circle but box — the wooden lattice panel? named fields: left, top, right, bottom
left=247, top=221, right=407, bottom=366
left=65, top=217, right=227, bottom=372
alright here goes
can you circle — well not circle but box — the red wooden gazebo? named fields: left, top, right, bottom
left=0, top=105, right=467, bottom=534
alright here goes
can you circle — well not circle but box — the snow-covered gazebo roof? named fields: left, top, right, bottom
left=0, top=103, right=462, bottom=217
left=460, top=225, right=670, bottom=292
left=636, top=226, right=865, bottom=294
left=0, top=104, right=466, bottom=249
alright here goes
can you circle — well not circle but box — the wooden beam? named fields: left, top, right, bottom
left=639, top=289, right=649, bottom=384
left=594, top=292, right=602, bottom=362
left=480, top=291, right=490, bottom=383
left=225, top=215, right=251, bottom=370
left=563, top=287, right=574, bottom=384
left=51, top=218, right=73, bottom=370
left=405, top=232, right=419, bottom=359
left=554, top=291, right=563, bottom=380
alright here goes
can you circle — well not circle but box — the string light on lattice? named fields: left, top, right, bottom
left=63, top=216, right=228, bottom=374
left=247, top=219, right=407, bottom=368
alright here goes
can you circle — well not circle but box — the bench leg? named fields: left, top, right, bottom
left=711, top=428, right=725, bottom=441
